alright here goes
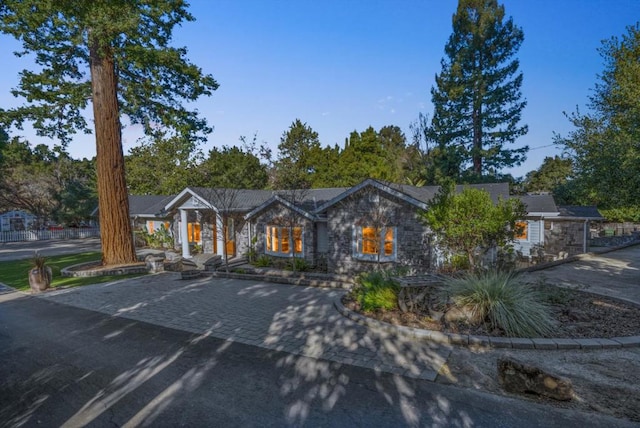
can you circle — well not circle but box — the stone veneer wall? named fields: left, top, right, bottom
left=544, top=220, right=586, bottom=256
left=326, top=191, right=433, bottom=274
left=251, top=202, right=316, bottom=265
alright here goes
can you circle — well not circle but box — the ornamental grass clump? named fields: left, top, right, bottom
left=442, top=271, right=555, bottom=338
left=355, top=271, right=400, bottom=311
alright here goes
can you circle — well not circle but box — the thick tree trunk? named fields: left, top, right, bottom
left=90, top=42, right=137, bottom=265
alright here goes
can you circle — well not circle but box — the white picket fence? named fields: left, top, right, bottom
left=0, top=227, right=101, bottom=243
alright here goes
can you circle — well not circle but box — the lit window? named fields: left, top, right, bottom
left=265, top=226, right=303, bottom=256
left=354, top=226, right=396, bottom=261
left=149, top=221, right=170, bottom=234
left=515, top=221, right=528, bottom=240
left=187, top=222, right=201, bottom=243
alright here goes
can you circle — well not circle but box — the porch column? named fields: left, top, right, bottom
left=216, top=213, right=224, bottom=256
left=180, top=209, right=191, bottom=258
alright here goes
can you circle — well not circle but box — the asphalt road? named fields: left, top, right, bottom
left=0, top=293, right=635, bottom=428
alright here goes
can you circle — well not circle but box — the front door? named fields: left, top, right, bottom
left=224, top=218, right=235, bottom=257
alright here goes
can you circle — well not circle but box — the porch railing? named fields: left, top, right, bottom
left=0, top=228, right=101, bottom=243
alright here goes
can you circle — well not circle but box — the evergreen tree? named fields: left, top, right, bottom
left=431, top=0, right=528, bottom=178
left=0, top=1, right=218, bottom=265
left=338, top=127, right=394, bottom=186
left=273, top=119, right=322, bottom=189
left=523, top=156, right=572, bottom=194
left=126, top=130, right=202, bottom=195
left=198, top=145, right=268, bottom=190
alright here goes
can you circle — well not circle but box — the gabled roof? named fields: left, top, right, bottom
left=129, top=195, right=175, bottom=217
left=517, top=194, right=559, bottom=216
left=93, top=195, right=174, bottom=218
left=314, top=179, right=511, bottom=213
left=163, top=187, right=274, bottom=213
left=244, top=187, right=349, bottom=220
left=558, top=205, right=603, bottom=220
left=314, top=179, right=430, bottom=213
left=244, top=195, right=315, bottom=221
left=191, top=187, right=275, bottom=211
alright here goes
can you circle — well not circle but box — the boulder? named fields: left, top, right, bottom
left=145, top=254, right=165, bottom=273
left=203, top=255, right=223, bottom=271
left=181, top=258, right=198, bottom=270
left=444, top=305, right=478, bottom=324
left=498, top=357, right=574, bottom=401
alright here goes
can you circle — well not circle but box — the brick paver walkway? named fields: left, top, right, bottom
left=38, top=273, right=451, bottom=380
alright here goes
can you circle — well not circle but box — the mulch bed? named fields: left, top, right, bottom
left=343, top=284, right=640, bottom=338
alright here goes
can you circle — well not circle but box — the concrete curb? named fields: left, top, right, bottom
left=333, top=296, right=640, bottom=350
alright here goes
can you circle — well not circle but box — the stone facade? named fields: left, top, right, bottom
left=544, top=219, right=587, bottom=256
left=324, top=189, right=433, bottom=274
left=250, top=202, right=317, bottom=265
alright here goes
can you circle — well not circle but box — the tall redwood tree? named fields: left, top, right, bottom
left=430, top=0, right=528, bottom=179
left=0, top=1, right=218, bottom=265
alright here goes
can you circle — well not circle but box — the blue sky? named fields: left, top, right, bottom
left=0, top=0, right=638, bottom=178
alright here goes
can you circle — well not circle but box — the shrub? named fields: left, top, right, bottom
left=140, top=225, right=174, bottom=249
left=288, top=257, right=310, bottom=272
left=441, top=271, right=555, bottom=337
left=255, top=255, right=271, bottom=267
left=354, top=271, right=400, bottom=311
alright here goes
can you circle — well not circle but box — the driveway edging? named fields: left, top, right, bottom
left=333, top=296, right=640, bottom=350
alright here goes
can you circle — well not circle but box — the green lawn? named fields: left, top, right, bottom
left=0, top=252, right=145, bottom=291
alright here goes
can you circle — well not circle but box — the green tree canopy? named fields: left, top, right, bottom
left=430, top=0, right=528, bottom=179
left=272, top=119, right=322, bottom=189
left=523, top=155, right=573, bottom=194
left=422, top=186, right=526, bottom=270
left=556, top=23, right=640, bottom=210
left=126, top=131, right=202, bottom=195
left=198, top=145, right=268, bottom=189
left=0, top=137, right=96, bottom=222
left=338, top=126, right=395, bottom=186
left=0, top=1, right=217, bottom=264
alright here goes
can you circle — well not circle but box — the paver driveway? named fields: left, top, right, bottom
left=524, top=244, right=640, bottom=306
left=39, top=273, right=451, bottom=380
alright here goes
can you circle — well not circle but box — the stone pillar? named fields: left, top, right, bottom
left=180, top=209, right=191, bottom=258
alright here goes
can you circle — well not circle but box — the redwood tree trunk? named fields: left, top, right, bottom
left=90, top=42, right=137, bottom=265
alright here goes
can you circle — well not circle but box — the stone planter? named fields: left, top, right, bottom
left=29, top=266, right=52, bottom=294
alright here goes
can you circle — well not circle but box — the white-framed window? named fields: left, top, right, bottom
left=353, top=226, right=396, bottom=261
left=265, top=225, right=303, bottom=257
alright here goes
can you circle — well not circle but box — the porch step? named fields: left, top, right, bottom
left=204, top=256, right=247, bottom=272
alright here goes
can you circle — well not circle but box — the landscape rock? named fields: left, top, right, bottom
left=444, top=305, right=478, bottom=324
left=145, top=254, right=165, bottom=273
left=498, top=357, right=574, bottom=401
left=181, top=258, right=198, bottom=270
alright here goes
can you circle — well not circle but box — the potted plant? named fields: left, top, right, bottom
left=29, top=252, right=52, bottom=293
